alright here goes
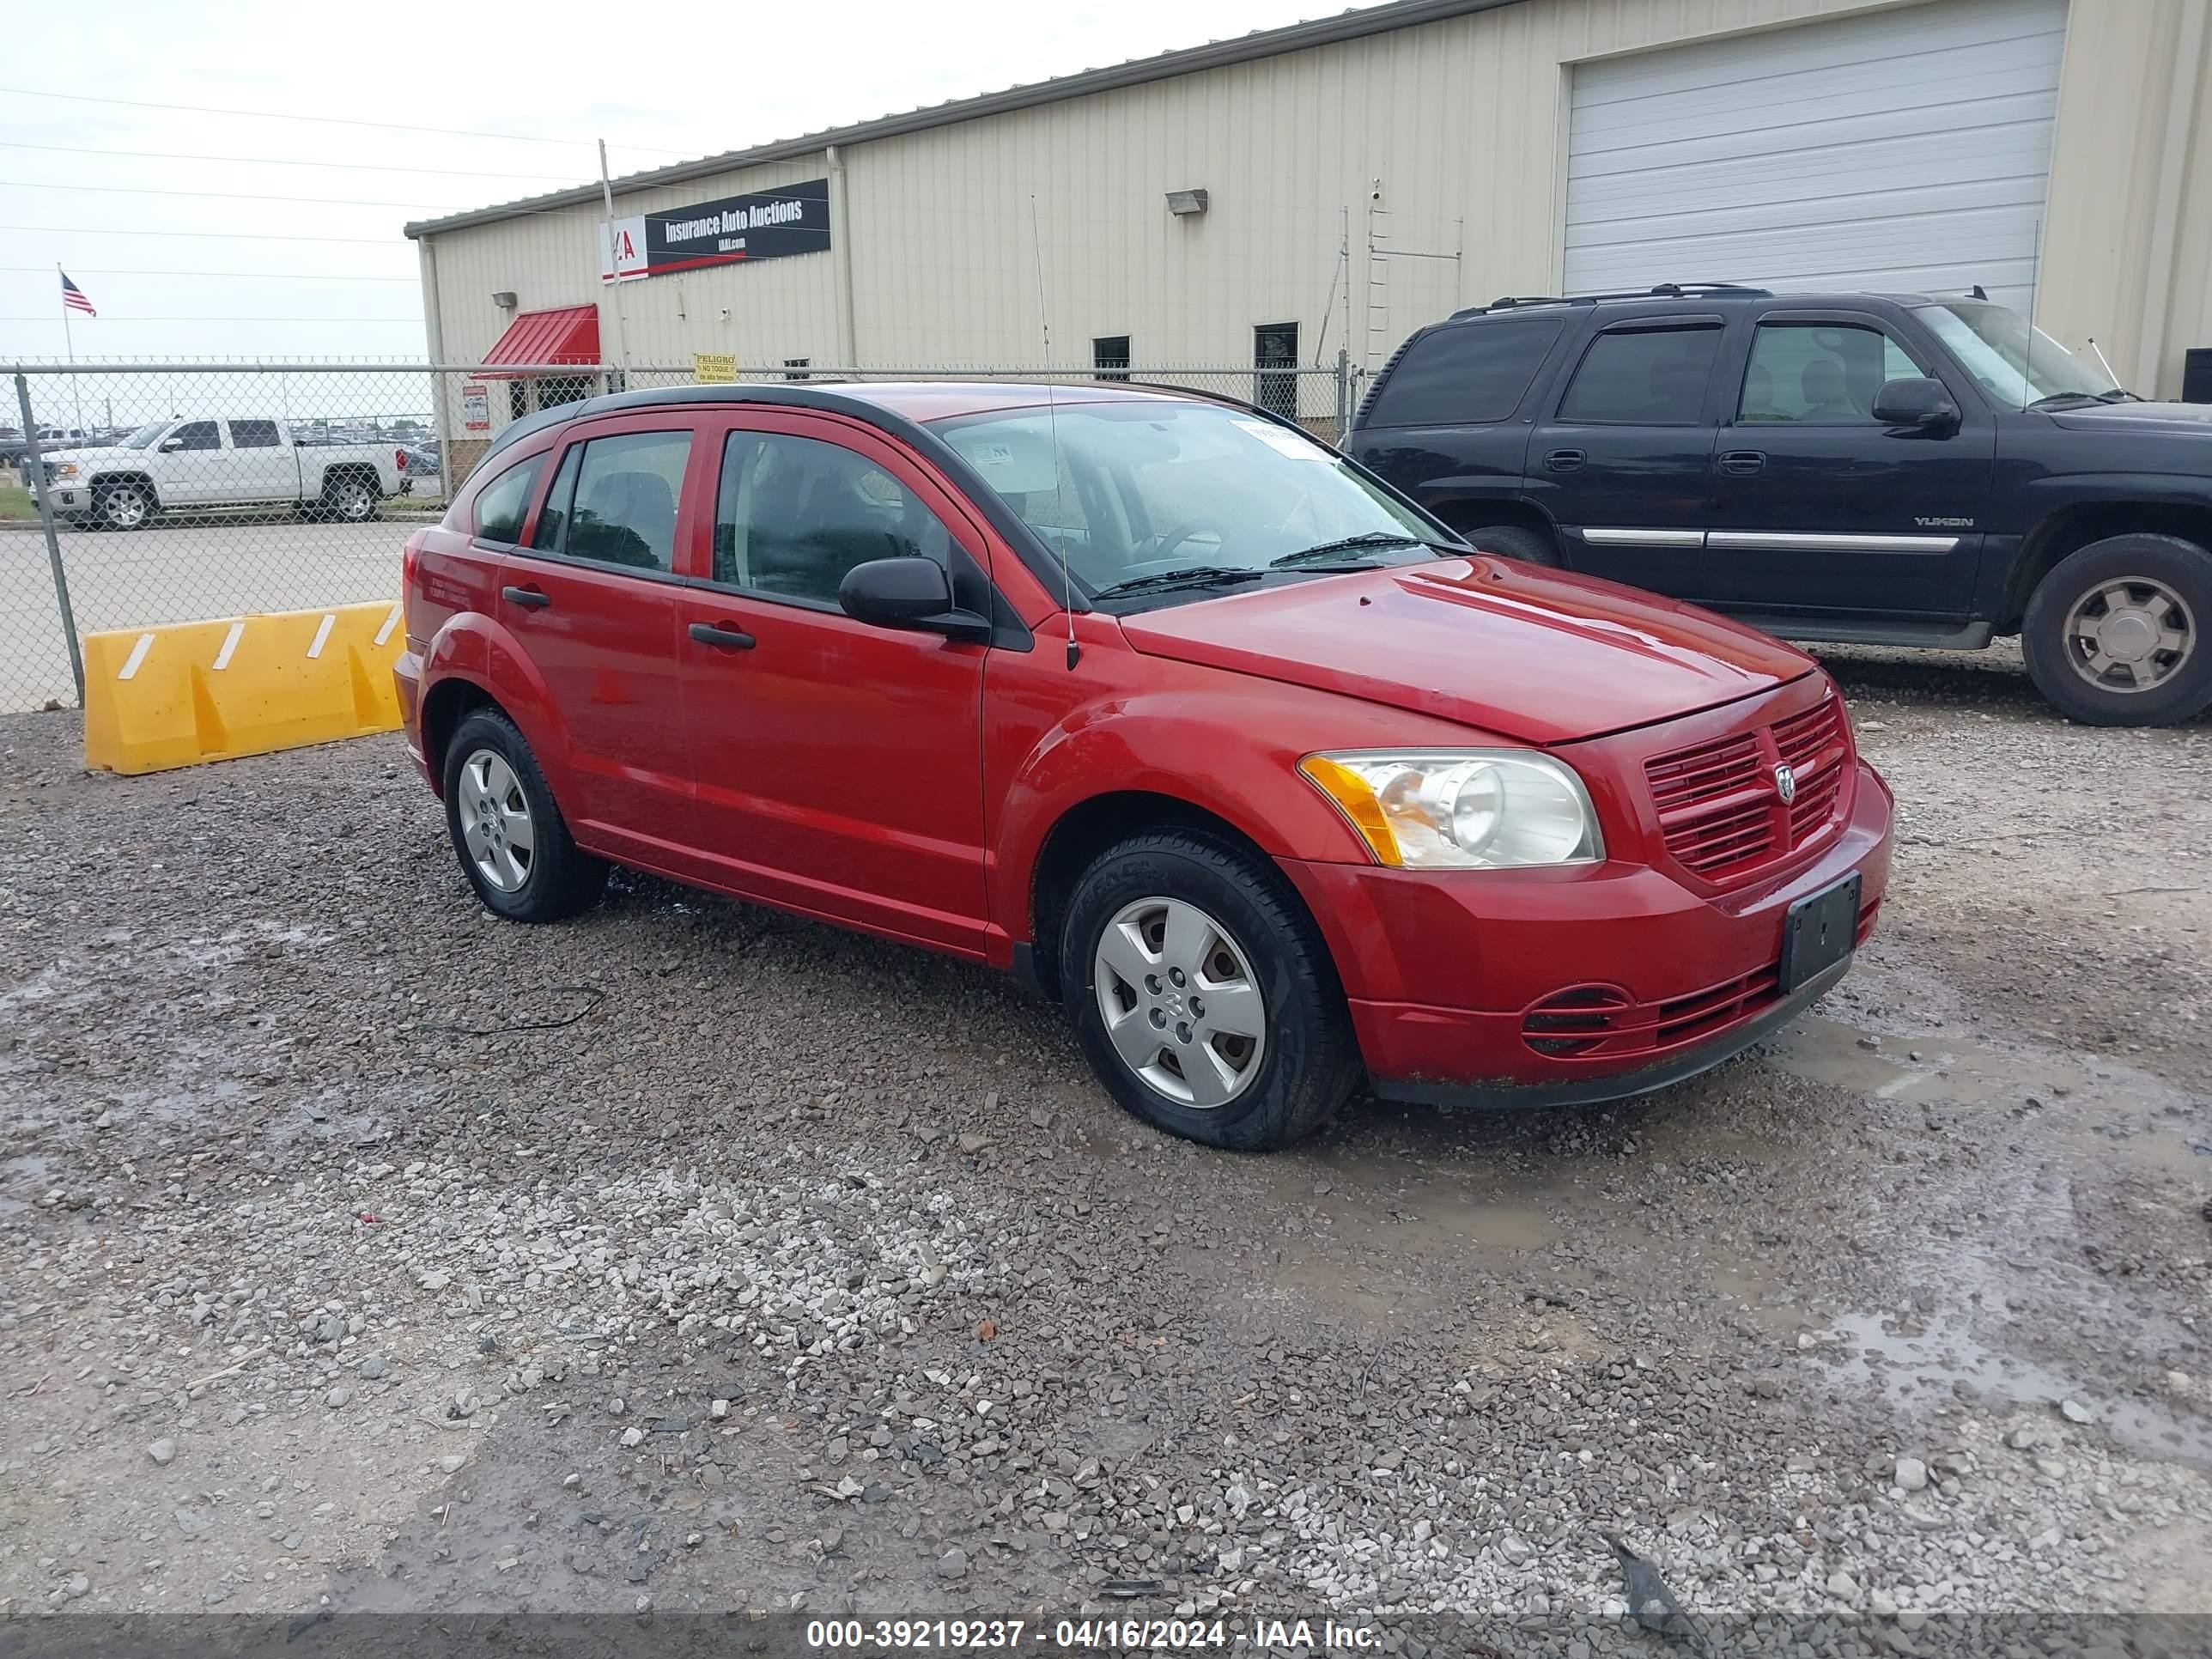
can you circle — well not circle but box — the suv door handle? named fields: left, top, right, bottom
left=689, top=621, right=757, bottom=651
left=501, top=585, right=550, bottom=609
left=1544, top=448, right=1586, bottom=473
left=1719, top=449, right=1767, bottom=476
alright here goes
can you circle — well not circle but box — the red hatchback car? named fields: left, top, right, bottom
left=397, top=381, right=1892, bottom=1150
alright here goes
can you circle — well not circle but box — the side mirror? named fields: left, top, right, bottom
left=1872, top=376, right=1959, bottom=431
left=158, top=436, right=185, bottom=453
left=837, top=556, right=991, bottom=642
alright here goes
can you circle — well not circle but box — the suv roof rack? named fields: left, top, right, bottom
left=1450, top=282, right=1772, bottom=319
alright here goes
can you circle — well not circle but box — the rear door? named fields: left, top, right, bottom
left=1703, top=308, right=1995, bottom=617
left=673, top=410, right=992, bottom=955
left=1528, top=313, right=1726, bottom=592
left=222, top=417, right=299, bottom=505
left=497, top=414, right=701, bottom=865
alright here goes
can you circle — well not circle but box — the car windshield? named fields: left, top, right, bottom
left=117, top=421, right=170, bottom=449
left=931, top=398, right=1449, bottom=600
left=1915, top=301, right=2119, bottom=406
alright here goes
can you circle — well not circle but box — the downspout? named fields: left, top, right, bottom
left=2136, top=0, right=2207, bottom=396
left=827, top=143, right=859, bottom=366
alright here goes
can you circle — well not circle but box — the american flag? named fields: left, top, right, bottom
left=60, top=271, right=95, bottom=317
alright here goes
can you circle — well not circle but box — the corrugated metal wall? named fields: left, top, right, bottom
left=418, top=0, right=2212, bottom=405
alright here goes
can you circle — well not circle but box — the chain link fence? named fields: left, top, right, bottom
left=0, top=358, right=1359, bottom=714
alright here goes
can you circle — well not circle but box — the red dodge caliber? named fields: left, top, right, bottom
left=397, top=381, right=1891, bottom=1151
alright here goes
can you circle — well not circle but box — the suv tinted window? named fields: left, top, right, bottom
left=1557, top=325, right=1723, bottom=425
left=562, top=431, right=692, bottom=572
left=229, top=418, right=281, bottom=448
left=714, top=431, right=951, bottom=601
left=1365, top=317, right=1567, bottom=427
left=1738, top=323, right=1922, bottom=424
left=471, top=454, right=544, bottom=544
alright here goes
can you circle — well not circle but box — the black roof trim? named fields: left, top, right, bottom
left=405, top=0, right=1520, bottom=239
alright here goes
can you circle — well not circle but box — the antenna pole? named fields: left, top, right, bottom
left=1043, top=380, right=1077, bottom=668
left=1029, top=195, right=1051, bottom=361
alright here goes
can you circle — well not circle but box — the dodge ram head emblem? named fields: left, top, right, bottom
left=1773, top=763, right=1797, bottom=804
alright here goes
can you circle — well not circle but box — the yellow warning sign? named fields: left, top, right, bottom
left=693, top=353, right=738, bottom=384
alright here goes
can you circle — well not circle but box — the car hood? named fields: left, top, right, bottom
left=35, top=445, right=117, bottom=468
left=2045, top=399, right=2212, bottom=434
left=1115, top=557, right=1814, bottom=744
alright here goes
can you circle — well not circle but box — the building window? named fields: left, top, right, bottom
left=536, top=375, right=595, bottom=410
left=1093, top=336, right=1131, bottom=383
left=783, top=358, right=811, bottom=381
left=1254, top=323, right=1298, bottom=419
left=508, top=382, right=528, bottom=422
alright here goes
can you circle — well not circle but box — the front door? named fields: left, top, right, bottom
left=497, top=416, right=701, bottom=866
left=157, top=418, right=225, bottom=506
left=1703, top=313, right=1995, bottom=617
left=674, top=410, right=990, bottom=955
left=1529, top=315, right=1726, bottom=592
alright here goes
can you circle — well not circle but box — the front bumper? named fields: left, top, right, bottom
left=1279, top=757, right=1893, bottom=1106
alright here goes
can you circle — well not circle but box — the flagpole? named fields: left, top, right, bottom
left=56, top=264, right=85, bottom=437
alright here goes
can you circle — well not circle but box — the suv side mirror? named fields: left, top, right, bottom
left=1872, top=377, right=1959, bottom=431
left=837, top=556, right=991, bottom=643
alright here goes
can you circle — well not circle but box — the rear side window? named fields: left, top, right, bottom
left=471, top=454, right=543, bottom=544
left=1557, top=325, right=1723, bottom=425
left=229, top=418, right=281, bottom=448
left=1364, top=317, right=1566, bottom=427
left=526, top=432, right=693, bottom=572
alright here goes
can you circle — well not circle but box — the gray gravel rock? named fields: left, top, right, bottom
left=147, top=1438, right=175, bottom=1467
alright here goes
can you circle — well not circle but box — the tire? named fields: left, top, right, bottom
left=2021, top=533, right=2212, bottom=726
left=1058, top=830, right=1362, bottom=1152
left=441, top=708, right=607, bottom=923
left=1459, top=522, right=1558, bottom=567
left=93, top=480, right=154, bottom=532
left=321, top=472, right=379, bottom=524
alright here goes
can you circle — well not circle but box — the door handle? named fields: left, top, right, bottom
left=689, top=621, right=757, bottom=650
left=1544, top=448, right=1586, bottom=473
left=1719, top=450, right=1767, bottom=476
left=501, top=585, right=550, bottom=609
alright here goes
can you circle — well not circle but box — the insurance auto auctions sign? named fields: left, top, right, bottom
left=599, top=179, right=830, bottom=283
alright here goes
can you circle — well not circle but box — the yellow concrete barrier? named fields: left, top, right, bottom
left=82, top=600, right=407, bottom=775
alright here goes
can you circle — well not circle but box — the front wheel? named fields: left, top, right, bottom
left=1058, top=831, right=1362, bottom=1151
left=94, top=481, right=155, bottom=532
left=2022, top=534, right=2212, bottom=726
left=441, top=708, right=606, bottom=922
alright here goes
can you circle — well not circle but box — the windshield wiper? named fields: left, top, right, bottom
left=2026, top=392, right=2102, bottom=411
left=2095, top=387, right=2144, bottom=403
left=1269, top=532, right=1463, bottom=568
left=1090, top=565, right=1266, bottom=599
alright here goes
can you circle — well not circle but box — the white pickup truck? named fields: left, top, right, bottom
left=38, top=416, right=404, bottom=530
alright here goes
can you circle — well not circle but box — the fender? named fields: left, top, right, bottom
left=420, top=610, right=584, bottom=807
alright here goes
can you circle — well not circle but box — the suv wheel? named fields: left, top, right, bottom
left=2022, top=534, right=2212, bottom=726
left=1058, top=831, right=1361, bottom=1151
left=441, top=708, right=607, bottom=922
left=1460, top=523, right=1558, bottom=567
left=94, top=481, right=154, bottom=532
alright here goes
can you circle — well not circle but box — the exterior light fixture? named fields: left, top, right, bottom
left=1165, top=189, right=1209, bottom=216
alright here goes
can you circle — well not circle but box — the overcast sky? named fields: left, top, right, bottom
left=0, top=0, right=1376, bottom=366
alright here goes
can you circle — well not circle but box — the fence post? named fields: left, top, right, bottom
left=13, top=371, right=86, bottom=709
left=1334, top=346, right=1352, bottom=441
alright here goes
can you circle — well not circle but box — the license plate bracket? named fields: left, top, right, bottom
left=1779, top=873, right=1861, bottom=994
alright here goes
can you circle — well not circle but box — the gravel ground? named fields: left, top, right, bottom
left=2, top=647, right=2209, bottom=1649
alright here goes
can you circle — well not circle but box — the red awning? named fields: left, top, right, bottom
left=476, top=305, right=600, bottom=379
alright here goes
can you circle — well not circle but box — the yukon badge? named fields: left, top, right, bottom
left=1774, top=763, right=1797, bottom=805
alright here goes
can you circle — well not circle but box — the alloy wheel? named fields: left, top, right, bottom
left=2063, top=576, right=2195, bottom=693
left=456, top=748, right=535, bottom=892
left=1092, top=896, right=1267, bottom=1109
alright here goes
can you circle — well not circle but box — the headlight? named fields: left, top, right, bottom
left=52, top=462, right=77, bottom=478
left=1300, top=750, right=1603, bottom=869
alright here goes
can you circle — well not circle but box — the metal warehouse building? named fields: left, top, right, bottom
left=408, top=0, right=2212, bottom=455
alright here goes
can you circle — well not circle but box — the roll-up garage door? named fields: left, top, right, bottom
left=1565, top=0, right=2069, bottom=313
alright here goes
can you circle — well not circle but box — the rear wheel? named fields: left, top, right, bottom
left=441, top=708, right=606, bottom=922
left=1058, top=831, right=1361, bottom=1151
left=2022, top=534, right=2212, bottom=726
left=94, top=480, right=154, bottom=532
left=321, top=472, right=379, bottom=523
left=1459, top=522, right=1558, bottom=567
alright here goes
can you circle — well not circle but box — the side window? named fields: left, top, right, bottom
left=172, top=421, right=221, bottom=452
left=229, top=418, right=281, bottom=448
left=1556, top=325, right=1723, bottom=425
left=714, top=431, right=953, bottom=600
left=531, top=445, right=581, bottom=551
left=1365, top=316, right=1569, bottom=427
left=561, top=431, right=692, bottom=572
left=1738, top=324, right=1924, bottom=424
left=471, top=454, right=544, bottom=544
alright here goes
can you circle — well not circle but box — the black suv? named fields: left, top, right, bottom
left=1347, top=283, right=2212, bottom=726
